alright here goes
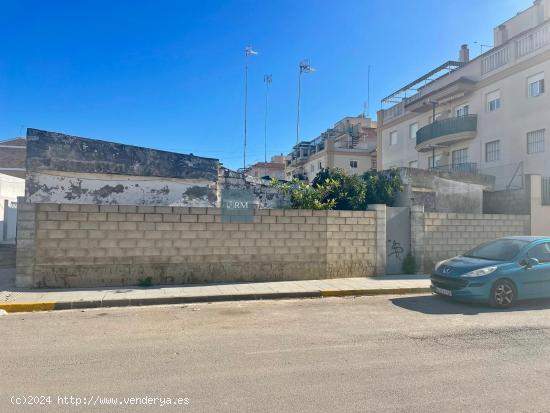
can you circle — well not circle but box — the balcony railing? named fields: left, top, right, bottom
left=516, top=20, right=550, bottom=58
left=430, top=162, right=479, bottom=176
left=416, top=115, right=477, bottom=147
left=481, top=46, right=510, bottom=75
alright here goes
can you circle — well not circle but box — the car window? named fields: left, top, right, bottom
left=527, top=243, right=550, bottom=264
left=464, top=239, right=529, bottom=261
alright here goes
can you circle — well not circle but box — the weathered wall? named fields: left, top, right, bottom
left=27, top=171, right=218, bottom=207
left=411, top=208, right=531, bottom=272
left=483, top=177, right=531, bottom=215
left=395, top=167, right=487, bottom=213
left=26, top=129, right=218, bottom=180
left=26, top=129, right=220, bottom=206
left=24, top=129, right=290, bottom=209
left=16, top=203, right=381, bottom=288
left=530, top=175, right=550, bottom=236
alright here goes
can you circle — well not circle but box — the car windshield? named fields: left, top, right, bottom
left=463, top=239, right=529, bottom=261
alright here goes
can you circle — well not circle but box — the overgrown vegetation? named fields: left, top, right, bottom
left=401, top=254, right=417, bottom=274
left=272, top=178, right=337, bottom=210
left=138, top=276, right=153, bottom=287
left=362, top=169, right=404, bottom=206
left=272, top=168, right=403, bottom=211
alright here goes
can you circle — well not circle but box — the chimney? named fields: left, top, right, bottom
left=459, top=44, right=470, bottom=63
left=534, top=0, right=546, bottom=24
left=495, top=24, right=509, bottom=47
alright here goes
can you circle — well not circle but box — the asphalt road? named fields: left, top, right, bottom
left=3, top=295, right=550, bottom=412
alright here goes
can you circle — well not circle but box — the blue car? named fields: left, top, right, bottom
left=431, top=236, right=550, bottom=308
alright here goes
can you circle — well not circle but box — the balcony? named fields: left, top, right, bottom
left=430, top=162, right=479, bottom=176
left=416, top=115, right=477, bottom=152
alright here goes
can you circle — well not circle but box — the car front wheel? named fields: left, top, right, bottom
left=490, top=280, right=516, bottom=308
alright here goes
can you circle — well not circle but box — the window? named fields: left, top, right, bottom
left=486, top=140, right=500, bottom=162
left=527, top=129, right=545, bottom=154
left=390, top=131, right=398, bottom=146
left=349, top=160, right=358, bottom=169
left=409, top=160, right=418, bottom=168
left=310, top=164, right=314, bottom=172
left=456, top=104, right=470, bottom=117
left=486, top=90, right=501, bottom=112
left=428, top=155, right=441, bottom=168
left=409, top=123, right=418, bottom=139
left=528, top=73, right=545, bottom=98
left=452, top=148, right=468, bottom=167
left=318, top=162, right=322, bottom=170
left=527, top=243, right=550, bottom=263
left=371, top=158, right=377, bottom=171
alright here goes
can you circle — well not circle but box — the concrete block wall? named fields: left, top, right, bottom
left=16, top=203, right=380, bottom=288
left=412, top=210, right=531, bottom=273
left=14, top=199, right=36, bottom=286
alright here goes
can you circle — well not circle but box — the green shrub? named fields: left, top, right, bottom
left=402, top=254, right=417, bottom=274
left=272, top=167, right=404, bottom=210
left=362, top=169, right=404, bottom=207
left=312, top=168, right=367, bottom=211
left=138, top=276, right=153, bottom=287
left=271, top=178, right=337, bottom=210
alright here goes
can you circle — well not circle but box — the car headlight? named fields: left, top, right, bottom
left=462, top=266, right=498, bottom=277
left=434, top=260, right=446, bottom=271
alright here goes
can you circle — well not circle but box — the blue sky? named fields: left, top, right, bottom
left=0, top=0, right=532, bottom=170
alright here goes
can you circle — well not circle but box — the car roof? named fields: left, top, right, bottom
left=502, top=236, right=550, bottom=242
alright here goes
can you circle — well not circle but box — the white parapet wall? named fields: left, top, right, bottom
left=0, top=173, right=25, bottom=242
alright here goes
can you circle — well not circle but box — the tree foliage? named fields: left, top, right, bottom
left=312, top=168, right=367, bottom=211
left=271, top=178, right=337, bottom=210
left=361, top=169, right=404, bottom=206
left=272, top=168, right=404, bottom=211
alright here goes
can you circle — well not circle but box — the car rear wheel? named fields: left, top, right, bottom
left=490, top=280, right=516, bottom=308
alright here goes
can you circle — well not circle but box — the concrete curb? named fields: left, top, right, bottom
left=0, top=288, right=431, bottom=313
left=0, top=302, right=56, bottom=313
left=320, top=287, right=432, bottom=297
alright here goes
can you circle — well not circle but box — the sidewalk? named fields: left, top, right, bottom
left=0, top=268, right=431, bottom=313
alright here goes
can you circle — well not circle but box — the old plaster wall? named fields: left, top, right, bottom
left=27, top=171, right=218, bottom=207
left=24, top=129, right=290, bottom=208
left=26, top=129, right=220, bottom=206
left=394, top=167, right=487, bottom=213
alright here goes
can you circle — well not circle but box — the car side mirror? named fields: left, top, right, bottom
left=523, top=258, right=540, bottom=269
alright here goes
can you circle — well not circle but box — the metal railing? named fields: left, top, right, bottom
left=543, top=177, right=550, bottom=206
left=430, top=162, right=479, bottom=176
left=416, top=115, right=478, bottom=146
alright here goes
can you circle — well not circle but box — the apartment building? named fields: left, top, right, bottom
left=246, top=155, right=286, bottom=180
left=377, top=0, right=550, bottom=189
left=285, top=116, right=377, bottom=181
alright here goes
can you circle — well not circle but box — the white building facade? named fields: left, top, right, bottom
left=377, top=0, right=550, bottom=189
left=285, top=116, right=377, bottom=181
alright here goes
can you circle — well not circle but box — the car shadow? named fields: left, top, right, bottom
left=391, top=294, right=550, bottom=315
